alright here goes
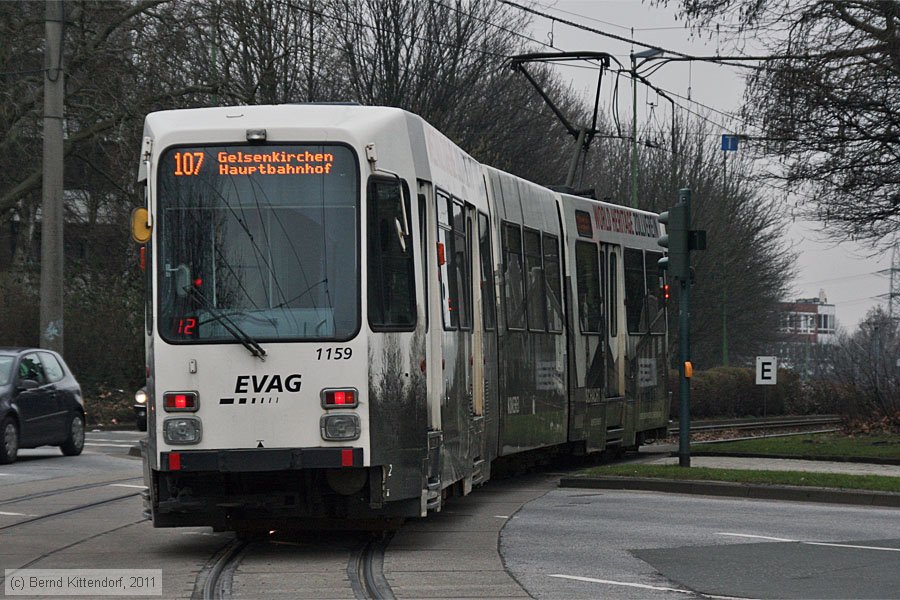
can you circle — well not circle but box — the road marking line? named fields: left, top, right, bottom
left=718, top=533, right=794, bottom=542
left=0, top=511, right=29, bottom=516
left=806, top=541, right=900, bottom=552
left=494, top=515, right=510, bottom=519
left=718, top=533, right=900, bottom=553
left=548, top=574, right=754, bottom=599
left=108, top=484, right=147, bottom=489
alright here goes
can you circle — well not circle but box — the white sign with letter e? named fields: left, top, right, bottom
left=755, top=356, right=777, bottom=385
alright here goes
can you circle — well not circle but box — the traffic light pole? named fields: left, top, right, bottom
left=676, top=189, right=692, bottom=467
left=678, top=273, right=691, bottom=468
left=658, top=189, right=702, bottom=468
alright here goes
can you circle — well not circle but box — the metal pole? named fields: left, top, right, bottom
left=678, top=188, right=691, bottom=468
left=722, top=290, right=729, bottom=366
left=670, top=107, right=677, bottom=193
left=630, top=55, right=638, bottom=208
left=721, top=149, right=729, bottom=366
left=40, top=0, right=65, bottom=353
left=565, top=128, right=586, bottom=189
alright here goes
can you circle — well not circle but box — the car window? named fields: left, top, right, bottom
left=18, top=354, right=46, bottom=385
left=39, top=352, right=65, bottom=383
left=0, top=356, right=13, bottom=386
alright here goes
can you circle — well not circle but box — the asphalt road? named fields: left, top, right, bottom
left=5, top=435, right=900, bottom=599
left=0, top=430, right=144, bottom=485
left=501, top=488, right=900, bottom=599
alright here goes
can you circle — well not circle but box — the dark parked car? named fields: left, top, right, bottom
left=0, top=348, right=85, bottom=464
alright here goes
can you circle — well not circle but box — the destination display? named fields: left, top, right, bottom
left=170, top=148, right=338, bottom=177
left=593, top=204, right=659, bottom=238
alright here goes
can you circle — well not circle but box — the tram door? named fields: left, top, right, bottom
left=469, top=207, right=487, bottom=480
left=476, top=211, right=498, bottom=472
left=435, top=193, right=478, bottom=488
left=603, top=243, right=623, bottom=399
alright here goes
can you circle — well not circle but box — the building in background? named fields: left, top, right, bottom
left=775, top=289, right=837, bottom=379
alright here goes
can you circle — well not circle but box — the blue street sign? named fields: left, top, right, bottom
left=721, top=134, right=739, bottom=152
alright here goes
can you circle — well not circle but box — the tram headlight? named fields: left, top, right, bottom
left=320, top=414, right=360, bottom=441
left=163, top=417, right=202, bottom=445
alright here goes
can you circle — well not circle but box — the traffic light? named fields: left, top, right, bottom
left=658, top=281, right=670, bottom=309
left=657, top=202, right=689, bottom=280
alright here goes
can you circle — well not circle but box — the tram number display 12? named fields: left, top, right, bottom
left=175, top=317, right=197, bottom=336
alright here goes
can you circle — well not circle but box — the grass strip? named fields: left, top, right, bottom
left=693, top=433, right=900, bottom=460
left=580, top=464, right=900, bottom=494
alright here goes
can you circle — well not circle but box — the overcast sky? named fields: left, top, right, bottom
left=515, top=0, right=890, bottom=331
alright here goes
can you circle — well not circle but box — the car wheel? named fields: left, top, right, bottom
left=0, top=417, right=19, bottom=464
left=60, top=413, right=85, bottom=456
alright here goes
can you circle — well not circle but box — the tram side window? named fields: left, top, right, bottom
left=524, top=228, right=546, bottom=331
left=437, top=193, right=458, bottom=329
left=452, top=200, right=472, bottom=330
left=543, top=234, right=563, bottom=333
left=367, top=178, right=416, bottom=330
left=624, top=248, right=646, bottom=333
left=645, top=251, right=665, bottom=333
left=502, top=223, right=526, bottom=330
left=575, top=241, right=602, bottom=334
left=478, top=213, right=496, bottom=330
left=436, top=194, right=471, bottom=330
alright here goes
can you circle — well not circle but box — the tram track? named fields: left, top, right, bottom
left=0, top=476, right=143, bottom=506
left=195, top=533, right=396, bottom=600
left=350, top=536, right=396, bottom=600
left=0, top=491, right=142, bottom=532
left=195, top=539, right=249, bottom=600
left=0, top=519, right=147, bottom=588
left=669, top=414, right=841, bottom=436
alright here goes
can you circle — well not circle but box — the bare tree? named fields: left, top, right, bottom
left=0, top=0, right=214, bottom=397
left=0, top=0, right=217, bottom=221
left=833, top=306, right=900, bottom=418
left=322, top=0, right=578, bottom=182
left=662, top=0, right=900, bottom=249
left=205, top=0, right=346, bottom=104
left=591, top=114, right=796, bottom=367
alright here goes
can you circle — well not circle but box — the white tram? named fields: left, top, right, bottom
left=135, top=105, right=669, bottom=530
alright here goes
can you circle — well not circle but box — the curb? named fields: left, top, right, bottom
left=88, top=424, right=140, bottom=432
left=559, top=476, right=900, bottom=508
left=688, top=451, right=900, bottom=466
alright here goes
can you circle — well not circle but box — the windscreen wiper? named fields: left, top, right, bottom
left=185, top=286, right=267, bottom=361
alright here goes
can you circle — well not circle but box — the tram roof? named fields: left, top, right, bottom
left=144, top=104, right=422, bottom=144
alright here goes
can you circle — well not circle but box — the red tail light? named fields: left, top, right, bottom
left=164, top=391, right=199, bottom=412
left=321, top=388, right=358, bottom=409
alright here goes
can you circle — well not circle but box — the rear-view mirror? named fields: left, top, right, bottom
left=17, top=379, right=39, bottom=392
left=174, top=264, right=192, bottom=298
